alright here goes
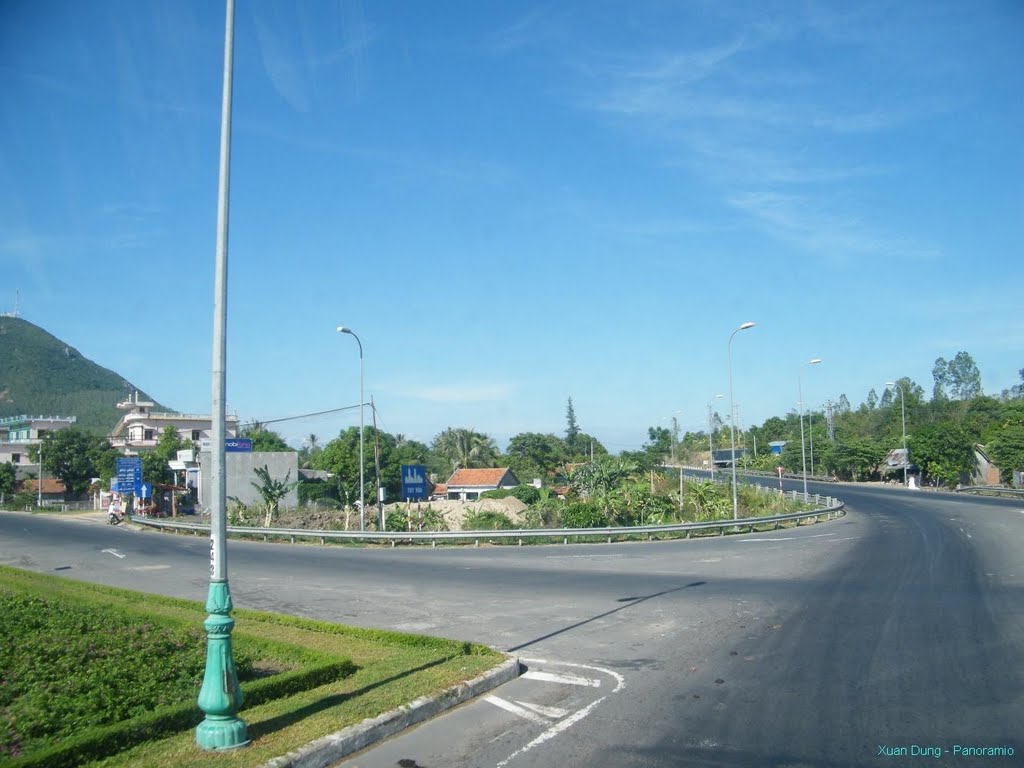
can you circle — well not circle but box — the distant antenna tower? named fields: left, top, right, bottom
left=1, top=289, right=20, bottom=318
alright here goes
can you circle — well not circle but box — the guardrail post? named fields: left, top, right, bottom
left=474, top=539, right=479, bottom=548
left=319, top=537, right=325, bottom=545
left=432, top=539, right=436, bottom=548
left=518, top=538, right=522, bottom=546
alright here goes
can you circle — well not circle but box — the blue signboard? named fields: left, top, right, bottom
left=401, top=464, right=429, bottom=501
left=116, top=457, right=143, bottom=496
left=225, top=438, right=253, bottom=453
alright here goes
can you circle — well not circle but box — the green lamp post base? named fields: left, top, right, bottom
left=196, top=580, right=250, bottom=750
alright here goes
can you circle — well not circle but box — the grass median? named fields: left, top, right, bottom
left=0, top=565, right=506, bottom=768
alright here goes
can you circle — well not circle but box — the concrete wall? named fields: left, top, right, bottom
left=199, top=451, right=300, bottom=511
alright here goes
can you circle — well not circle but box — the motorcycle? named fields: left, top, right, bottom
left=107, top=509, right=124, bottom=525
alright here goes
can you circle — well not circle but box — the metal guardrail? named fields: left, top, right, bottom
left=955, top=485, right=1024, bottom=498
left=131, top=493, right=845, bottom=547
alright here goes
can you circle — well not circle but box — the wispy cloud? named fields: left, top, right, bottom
left=399, top=383, right=515, bottom=403
left=728, top=192, right=941, bottom=263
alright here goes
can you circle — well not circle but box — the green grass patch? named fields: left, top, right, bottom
left=0, top=566, right=505, bottom=768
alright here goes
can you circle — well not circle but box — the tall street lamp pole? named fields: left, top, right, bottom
left=886, top=381, right=908, bottom=486
left=798, top=358, right=822, bottom=498
left=337, top=326, right=364, bottom=530
left=728, top=322, right=755, bottom=519
left=707, top=394, right=723, bottom=480
left=196, top=0, right=248, bottom=750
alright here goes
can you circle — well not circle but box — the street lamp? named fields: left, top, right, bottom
left=798, top=358, right=822, bottom=498
left=337, top=326, right=365, bottom=530
left=728, top=322, right=755, bottom=519
left=197, top=0, right=248, bottom=749
left=886, top=381, right=908, bottom=486
left=707, top=394, right=723, bottom=480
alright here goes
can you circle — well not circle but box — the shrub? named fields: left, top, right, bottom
left=462, top=510, right=515, bottom=531
left=561, top=501, right=607, bottom=529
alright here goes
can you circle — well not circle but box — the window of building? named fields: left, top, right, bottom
left=192, top=430, right=202, bottom=441
left=144, top=430, right=155, bottom=441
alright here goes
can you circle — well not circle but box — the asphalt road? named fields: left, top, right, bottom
left=1, top=480, right=1021, bottom=767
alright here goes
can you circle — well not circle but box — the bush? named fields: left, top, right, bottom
left=462, top=510, right=515, bottom=531
left=562, top=501, right=607, bottom=529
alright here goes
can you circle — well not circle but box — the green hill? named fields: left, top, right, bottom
left=0, top=316, right=169, bottom=435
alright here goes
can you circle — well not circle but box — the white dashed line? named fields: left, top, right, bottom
left=101, top=548, right=125, bottom=559
left=521, top=670, right=602, bottom=688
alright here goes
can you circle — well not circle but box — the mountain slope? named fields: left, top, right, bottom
left=0, top=316, right=169, bottom=434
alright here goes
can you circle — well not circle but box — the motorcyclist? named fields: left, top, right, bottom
left=107, top=495, right=123, bottom=524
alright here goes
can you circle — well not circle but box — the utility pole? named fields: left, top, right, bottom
left=371, top=396, right=384, bottom=530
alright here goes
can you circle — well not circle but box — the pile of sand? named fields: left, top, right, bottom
left=271, top=496, right=528, bottom=531
left=385, top=496, right=528, bottom=531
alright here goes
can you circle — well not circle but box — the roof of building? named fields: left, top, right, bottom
left=881, top=448, right=913, bottom=471
left=20, top=478, right=67, bottom=494
left=446, top=467, right=519, bottom=488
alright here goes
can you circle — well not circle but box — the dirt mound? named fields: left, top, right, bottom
left=388, top=497, right=527, bottom=531
left=269, top=496, right=529, bottom=532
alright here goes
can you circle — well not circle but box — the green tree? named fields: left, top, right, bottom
left=911, top=422, right=976, bottom=487
left=431, top=427, right=499, bottom=473
left=947, top=351, right=983, bottom=400
left=933, top=357, right=950, bottom=401
left=251, top=465, right=297, bottom=527
left=643, top=426, right=672, bottom=460
left=241, top=424, right=293, bottom=452
left=865, top=388, right=879, bottom=410
left=817, top=437, right=885, bottom=481
left=142, top=426, right=191, bottom=485
left=1001, top=368, right=1024, bottom=400
left=506, top=432, right=567, bottom=483
left=568, top=432, right=608, bottom=460
left=565, top=397, right=580, bottom=454
left=0, top=462, right=15, bottom=502
left=987, top=423, right=1024, bottom=482
left=34, top=428, right=110, bottom=496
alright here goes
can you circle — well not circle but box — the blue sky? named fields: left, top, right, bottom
left=2, top=1, right=1022, bottom=451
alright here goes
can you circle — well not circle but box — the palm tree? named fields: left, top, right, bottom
left=432, top=427, right=499, bottom=473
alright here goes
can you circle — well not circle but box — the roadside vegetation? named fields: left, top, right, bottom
left=0, top=565, right=504, bottom=768
left=5, top=352, right=1022, bottom=516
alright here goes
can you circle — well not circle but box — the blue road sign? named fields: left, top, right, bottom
left=225, top=438, right=253, bottom=453
left=401, top=464, right=429, bottom=501
left=116, top=457, right=143, bottom=496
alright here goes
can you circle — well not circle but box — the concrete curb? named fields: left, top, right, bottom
left=259, top=655, right=521, bottom=768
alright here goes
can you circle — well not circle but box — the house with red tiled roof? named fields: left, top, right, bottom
left=18, top=477, right=67, bottom=504
left=444, top=467, right=520, bottom=501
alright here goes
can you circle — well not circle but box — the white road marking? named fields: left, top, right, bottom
left=514, top=700, right=570, bottom=719
left=125, top=564, right=170, bottom=571
left=521, top=670, right=601, bottom=688
left=101, top=548, right=125, bottom=559
left=496, top=660, right=626, bottom=768
left=739, top=532, right=836, bottom=542
left=484, top=696, right=550, bottom=725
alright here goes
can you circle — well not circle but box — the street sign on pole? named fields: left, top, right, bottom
left=401, top=464, right=428, bottom=501
left=116, top=457, right=143, bottom=496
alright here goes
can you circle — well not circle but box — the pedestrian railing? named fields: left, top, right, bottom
left=131, top=493, right=845, bottom=547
